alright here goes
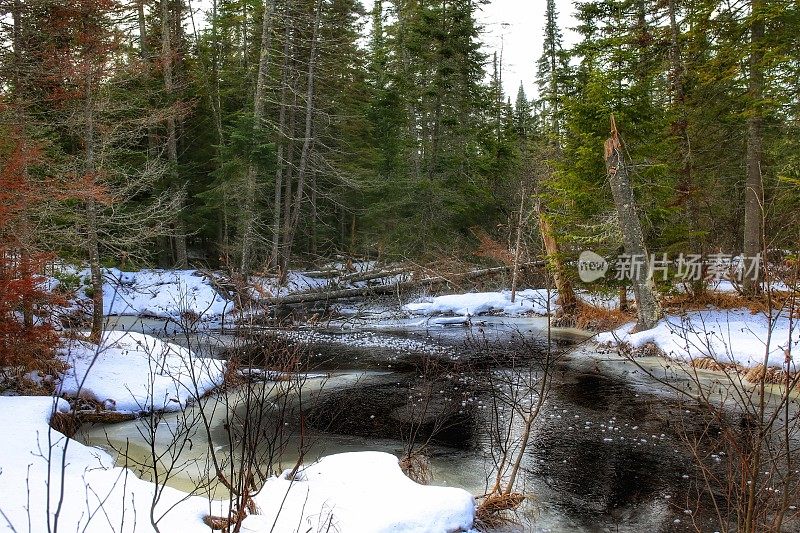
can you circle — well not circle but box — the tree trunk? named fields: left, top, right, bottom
left=84, top=79, right=103, bottom=342
left=535, top=199, right=577, bottom=317
left=742, top=0, right=765, bottom=296
left=309, top=170, right=317, bottom=257
left=239, top=0, right=275, bottom=276
left=161, top=0, right=187, bottom=268
left=280, top=0, right=322, bottom=275
left=269, top=4, right=294, bottom=271
left=668, top=0, right=705, bottom=296
left=604, top=116, right=661, bottom=331
left=510, top=189, right=525, bottom=303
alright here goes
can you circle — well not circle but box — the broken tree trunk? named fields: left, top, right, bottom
left=604, top=116, right=661, bottom=331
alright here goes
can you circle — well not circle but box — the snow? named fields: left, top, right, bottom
left=403, top=289, right=557, bottom=317
left=57, top=331, right=225, bottom=414
left=250, top=264, right=409, bottom=300
left=0, top=395, right=220, bottom=533
left=242, top=451, right=476, bottom=533
left=596, top=309, right=800, bottom=369
left=0, top=398, right=475, bottom=533
left=97, top=268, right=231, bottom=320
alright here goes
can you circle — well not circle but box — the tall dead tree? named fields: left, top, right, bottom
left=161, top=0, right=188, bottom=268
left=604, top=116, right=661, bottom=331
left=742, top=0, right=765, bottom=295
left=280, top=0, right=322, bottom=276
left=239, top=0, right=275, bottom=276
left=269, top=1, right=294, bottom=271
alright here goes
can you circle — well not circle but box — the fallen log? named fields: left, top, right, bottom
left=337, top=265, right=412, bottom=284
left=265, top=261, right=545, bottom=306
left=299, top=268, right=342, bottom=279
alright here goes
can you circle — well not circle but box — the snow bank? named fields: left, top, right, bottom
left=0, top=399, right=475, bottom=533
left=0, top=396, right=220, bottom=532
left=99, top=268, right=231, bottom=319
left=404, top=289, right=557, bottom=317
left=596, top=309, right=800, bottom=369
left=57, top=331, right=225, bottom=413
left=242, top=451, right=475, bottom=533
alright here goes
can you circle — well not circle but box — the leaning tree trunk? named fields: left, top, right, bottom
left=239, top=0, right=275, bottom=276
left=161, top=0, right=188, bottom=268
left=742, top=0, right=765, bottom=296
left=604, top=116, right=661, bottom=331
left=534, top=198, right=578, bottom=317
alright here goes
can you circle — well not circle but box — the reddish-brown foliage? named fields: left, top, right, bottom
left=0, top=135, right=62, bottom=380
left=0, top=252, right=62, bottom=374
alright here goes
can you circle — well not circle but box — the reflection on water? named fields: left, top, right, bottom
left=77, top=320, right=713, bottom=532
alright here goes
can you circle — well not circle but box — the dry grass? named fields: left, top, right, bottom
left=470, top=227, right=514, bottom=266
left=203, top=515, right=230, bottom=531
left=399, top=453, right=432, bottom=485
left=221, top=356, right=246, bottom=390
left=688, top=358, right=800, bottom=389
left=50, top=410, right=80, bottom=437
left=572, top=302, right=632, bottom=331
left=475, top=492, right=525, bottom=529
left=689, top=357, right=731, bottom=372
left=663, top=289, right=796, bottom=315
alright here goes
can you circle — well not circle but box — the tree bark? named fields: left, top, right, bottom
left=742, top=0, right=765, bottom=296
left=263, top=262, right=545, bottom=306
left=604, top=116, right=661, bottom=331
left=510, top=189, right=525, bottom=303
left=161, top=0, right=188, bottom=268
left=239, top=0, right=275, bottom=276
left=280, top=0, right=322, bottom=275
left=84, top=79, right=103, bottom=342
left=535, top=199, right=577, bottom=316
left=137, top=0, right=160, bottom=159
left=269, top=4, right=294, bottom=271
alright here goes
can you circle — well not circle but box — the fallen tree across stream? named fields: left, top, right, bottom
left=264, top=261, right=546, bottom=306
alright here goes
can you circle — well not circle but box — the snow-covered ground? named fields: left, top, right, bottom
left=401, top=288, right=627, bottom=317
left=596, top=309, right=800, bottom=369
left=403, top=289, right=557, bottom=317
left=99, top=268, right=231, bottom=320
left=0, top=396, right=221, bottom=532
left=242, top=452, right=475, bottom=533
left=0, top=397, right=476, bottom=532
left=57, top=331, right=225, bottom=413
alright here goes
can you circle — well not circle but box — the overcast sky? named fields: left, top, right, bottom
left=191, top=0, right=580, bottom=99
left=476, top=0, right=579, bottom=99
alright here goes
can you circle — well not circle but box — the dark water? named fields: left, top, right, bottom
left=236, top=325, right=720, bottom=532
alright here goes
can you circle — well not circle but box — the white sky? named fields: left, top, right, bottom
left=476, top=0, right=580, bottom=99
left=191, top=0, right=580, bottom=99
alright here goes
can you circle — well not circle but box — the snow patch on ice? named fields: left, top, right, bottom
left=403, top=289, right=557, bottom=317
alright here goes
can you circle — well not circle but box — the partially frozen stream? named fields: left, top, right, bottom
left=78, top=316, right=719, bottom=532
